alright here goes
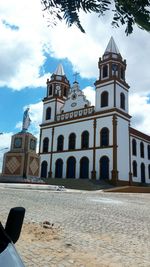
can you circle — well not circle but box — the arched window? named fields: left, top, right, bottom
left=81, top=131, right=89, bottom=149
left=141, top=163, right=145, bottom=183
left=48, top=85, right=52, bottom=96
left=148, top=165, right=150, bottom=179
left=103, top=65, right=108, bottom=78
left=80, top=157, right=89, bottom=179
left=64, top=87, right=67, bottom=97
left=46, top=107, right=51, bottom=120
left=101, top=91, right=108, bottom=107
left=148, top=145, right=150, bottom=160
left=68, top=133, right=76, bottom=150
left=66, top=157, right=76, bottom=178
left=43, top=137, right=49, bottom=153
left=100, top=156, right=109, bottom=179
left=140, top=142, right=144, bottom=158
left=132, top=139, right=137, bottom=156
left=121, top=67, right=124, bottom=80
left=133, top=161, right=137, bottom=177
left=57, top=135, right=64, bottom=151
left=41, top=161, right=48, bottom=178
left=100, top=127, right=109, bottom=147
left=55, top=159, right=63, bottom=178
left=120, top=93, right=125, bottom=110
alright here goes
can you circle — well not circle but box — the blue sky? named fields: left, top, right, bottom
left=0, top=55, right=95, bottom=133
left=0, top=0, right=150, bottom=171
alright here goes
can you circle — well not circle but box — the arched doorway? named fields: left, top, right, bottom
left=100, top=156, right=109, bottom=180
left=141, top=163, right=145, bottom=183
left=80, top=157, right=89, bottom=179
left=55, top=159, right=63, bottom=178
left=41, top=161, right=48, bottom=178
left=66, top=157, right=76, bottom=178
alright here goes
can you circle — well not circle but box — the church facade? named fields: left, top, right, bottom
left=39, top=37, right=150, bottom=185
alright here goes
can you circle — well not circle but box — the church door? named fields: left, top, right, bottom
left=67, top=157, right=76, bottom=178
left=100, top=156, right=109, bottom=179
left=141, top=163, right=145, bottom=183
left=41, top=161, right=48, bottom=178
left=80, top=157, right=89, bottom=179
left=55, top=159, right=63, bottom=178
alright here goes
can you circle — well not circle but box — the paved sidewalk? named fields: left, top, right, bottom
left=0, top=187, right=150, bottom=266
left=0, top=182, right=66, bottom=191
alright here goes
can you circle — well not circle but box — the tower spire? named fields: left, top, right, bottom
left=54, top=63, right=65, bottom=76
left=104, top=36, right=120, bottom=55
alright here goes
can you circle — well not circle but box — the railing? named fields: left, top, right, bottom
left=56, top=106, right=94, bottom=122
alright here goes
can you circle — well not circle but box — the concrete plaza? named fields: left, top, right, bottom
left=0, top=186, right=150, bottom=266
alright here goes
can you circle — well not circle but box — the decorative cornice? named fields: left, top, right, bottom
left=130, top=127, right=150, bottom=142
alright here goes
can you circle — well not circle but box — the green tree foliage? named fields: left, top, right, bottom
left=41, top=0, right=150, bottom=35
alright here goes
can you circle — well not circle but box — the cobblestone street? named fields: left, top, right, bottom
left=0, top=187, right=150, bottom=267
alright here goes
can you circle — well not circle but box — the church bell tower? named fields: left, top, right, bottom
left=95, top=37, right=131, bottom=184
left=42, top=64, right=70, bottom=124
left=95, top=37, right=129, bottom=116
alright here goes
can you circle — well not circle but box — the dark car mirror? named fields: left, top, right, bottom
left=5, top=207, right=25, bottom=244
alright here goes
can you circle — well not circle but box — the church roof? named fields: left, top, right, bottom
left=104, top=36, right=120, bottom=55
left=54, top=63, right=65, bottom=76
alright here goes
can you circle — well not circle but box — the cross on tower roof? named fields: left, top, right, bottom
left=73, top=72, right=79, bottom=82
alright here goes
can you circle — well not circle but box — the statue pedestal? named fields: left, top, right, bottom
left=2, top=132, right=40, bottom=180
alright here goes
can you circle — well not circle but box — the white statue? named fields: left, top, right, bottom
left=22, top=108, right=31, bottom=132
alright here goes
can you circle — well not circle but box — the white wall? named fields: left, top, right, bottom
left=117, top=117, right=130, bottom=181
left=56, top=100, right=64, bottom=114
left=95, top=83, right=114, bottom=112
left=130, top=136, right=150, bottom=183
left=53, top=120, right=94, bottom=151
left=116, top=83, right=128, bottom=113
left=39, top=154, right=50, bottom=177
left=42, top=101, right=56, bottom=123
left=40, top=128, right=52, bottom=153
left=96, top=116, right=113, bottom=146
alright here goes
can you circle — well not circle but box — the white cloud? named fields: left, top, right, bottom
left=0, top=0, right=50, bottom=90
left=28, top=102, right=43, bottom=135
left=129, top=94, right=150, bottom=135
left=82, top=86, right=95, bottom=106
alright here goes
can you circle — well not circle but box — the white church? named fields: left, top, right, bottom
left=39, top=37, right=150, bottom=185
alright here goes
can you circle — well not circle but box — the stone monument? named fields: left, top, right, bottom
left=2, top=108, right=40, bottom=181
